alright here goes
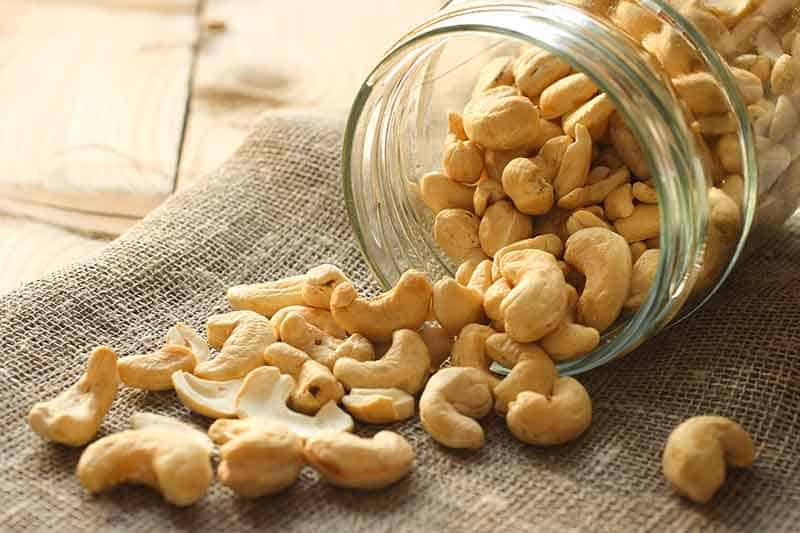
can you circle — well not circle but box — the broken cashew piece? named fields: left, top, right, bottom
left=165, top=323, right=210, bottom=363
left=330, top=270, right=433, bottom=342
left=419, top=367, right=494, bottom=449
left=506, top=376, right=592, bottom=446
left=333, top=329, right=431, bottom=394
left=263, top=342, right=344, bottom=414
left=662, top=416, right=755, bottom=503
left=118, top=345, right=196, bottom=391
left=172, top=370, right=242, bottom=419
left=195, top=310, right=274, bottom=380
left=304, top=431, right=415, bottom=490
left=342, top=388, right=415, bottom=424
left=450, top=323, right=499, bottom=387
left=28, top=346, right=119, bottom=446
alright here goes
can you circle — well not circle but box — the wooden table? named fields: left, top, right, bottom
left=0, top=0, right=442, bottom=293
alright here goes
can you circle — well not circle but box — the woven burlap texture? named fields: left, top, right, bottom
left=1, top=112, right=798, bottom=532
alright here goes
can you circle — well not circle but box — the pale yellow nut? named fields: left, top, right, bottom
left=694, top=188, right=741, bottom=293
left=769, top=95, right=798, bottom=143
left=604, top=183, right=635, bottom=220
left=478, top=200, right=534, bottom=257
left=611, top=1, right=662, bottom=41
left=730, top=66, right=763, bottom=104
left=443, top=112, right=485, bottom=183
left=304, top=431, right=415, bottom=490
left=195, top=310, right=274, bottom=380
left=554, top=123, right=592, bottom=198
left=565, top=210, right=612, bottom=235
left=419, top=171, right=475, bottom=214
left=539, top=73, right=599, bottom=119
left=678, top=2, right=733, bottom=55
left=466, top=259, right=494, bottom=294
left=28, top=346, right=118, bottom=446
left=632, top=181, right=658, bottom=204
left=432, top=278, right=486, bottom=336
left=614, top=204, right=661, bottom=243
left=716, top=133, right=743, bottom=174
left=418, top=322, right=453, bottom=370
left=77, top=428, right=213, bottom=506
left=562, top=93, right=616, bottom=140
left=586, top=166, right=611, bottom=184
left=214, top=420, right=305, bottom=498
left=117, top=345, right=195, bottom=391
left=692, top=113, right=738, bottom=136
left=419, top=367, right=494, bottom=449
left=643, top=25, right=695, bottom=77
left=629, top=241, right=648, bottom=263
left=226, top=274, right=306, bottom=317
left=455, top=258, right=481, bottom=286
left=731, top=15, right=767, bottom=55
left=450, top=323, right=499, bottom=387
left=703, top=0, right=754, bottom=27
left=558, top=166, right=631, bottom=210
left=501, top=157, right=555, bottom=215
left=301, top=264, right=349, bottom=311
left=625, top=249, right=660, bottom=309
left=264, top=342, right=343, bottom=414
left=532, top=119, right=567, bottom=149
left=537, top=135, right=572, bottom=180
left=472, top=55, right=515, bottom=96
left=492, top=343, right=556, bottom=414
left=128, top=413, right=213, bottom=451
left=172, top=371, right=242, bottom=419
left=484, top=146, right=532, bottom=180
left=491, top=234, right=564, bottom=281
left=463, top=86, right=541, bottom=150
left=270, top=304, right=346, bottom=340
left=506, top=376, right=592, bottom=446
left=720, top=174, right=743, bottom=210
left=333, top=329, right=431, bottom=394
left=332, top=333, right=376, bottom=365
left=673, top=72, right=729, bottom=115
left=473, top=173, right=508, bottom=216
left=609, top=112, right=650, bottom=179
left=433, top=208, right=486, bottom=263
left=330, top=270, right=432, bottom=342
left=498, top=249, right=568, bottom=343
left=565, top=228, right=632, bottom=332
left=540, top=284, right=600, bottom=361
left=513, top=49, right=571, bottom=99
left=342, top=388, right=415, bottom=424
left=662, top=416, right=755, bottom=503
left=279, top=312, right=344, bottom=369
left=483, top=277, right=512, bottom=322
left=165, top=323, right=210, bottom=363
left=733, top=54, right=772, bottom=83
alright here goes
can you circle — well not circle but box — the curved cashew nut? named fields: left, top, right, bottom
left=208, top=419, right=305, bottom=498
left=483, top=277, right=512, bottom=322
left=501, top=157, right=554, bottom=215
left=118, top=345, right=196, bottom=391
left=478, top=200, right=534, bottom=257
left=485, top=332, right=545, bottom=368
left=625, top=249, right=660, bottom=309
left=333, top=329, right=431, bottom=394
left=553, top=123, right=592, bottom=198
left=450, top=323, right=499, bottom=386
left=171, top=371, right=243, bottom=419
left=557, top=166, right=631, bottom=210
left=332, top=333, right=376, bottom=365
left=565, top=210, right=612, bottom=235
left=227, top=274, right=307, bottom=317
left=420, top=171, right=475, bottom=214
left=564, top=227, right=632, bottom=332
left=513, top=49, right=571, bottom=99
left=419, top=367, right=494, bottom=449
left=462, top=86, right=541, bottom=150
left=330, top=270, right=433, bottom=342
left=129, top=412, right=213, bottom=451
left=195, top=310, right=274, bottom=380
left=442, top=111, right=484, bottom=183
left=165, top=323, right=210, bottom=363
left=464, top=258, right=494, bottom=294
left=301, top=264, right=349, bottom=310
left=342, top=388, right=415, bottom=424
left=279, top=312, right=344, bottom=369
left=77, top=425, right=213, bottom=506
left=304, top=431, right=415, bottom=490
left=613, top=204, right=661, bottom=243
left=473, top=172, right=508, bottom=216
left=604, top=183, right=635, bottom=220
left=540, top=285, right=600, bottom=361
left=493, top=341, right=557, bottom=414
left=433, top=208, right=487, bottom=263
left=662, top=416, right=755, bottom=503
left=491, top=234, right=564, bottom=281
left=263, top=342, right=344, bottom=414
left=695, top=187, right=741, bottom=293
left=418, top=322, right=453, bottom=370
left=28, top=346, right=119, bottom=446
left=270, top=305, right=346, bottom=339
left=506, top=376, right=592, bottom=446
left=498, top=249, right=568, bottom=342
left=236, top=367, right=353, bottom=438
left=432, top=278, right=486, bottom=336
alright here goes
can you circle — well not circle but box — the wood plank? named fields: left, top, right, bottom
left=0, top=197, right=137, bottom=237
left=0, top=0, right=198, bottom=224
left=176, top=0, right=443, bottom=186
left=0, top=217, right=109, bottom=294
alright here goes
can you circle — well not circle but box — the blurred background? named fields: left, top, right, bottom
left=0, top=0, right=442, bottom=294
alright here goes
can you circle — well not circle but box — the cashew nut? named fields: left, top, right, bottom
left=279, top=312, right=344, bottom=369
left=491, top=234, right=563, bottom=281
left=662, top=416, right=755, bottom=503
left=613, top=204, right=660, bottom=243
left=209, top=419, right=305, bottom=498
left=695, top=187, right=741, bottom=293
left=129, top=412, right=213, bottom=451
left=484, top=145, right=531, bottom=180
left=483, top=277, right=512, bottom=322
left=506, top=376, right=592, bottom=446
left=333, top=329, right=431, bottom=394
left=604, top=183, right=635, bottom=220
left=498, top=249, right=568, bottom=342
left=565, top=209, right=613, bottom=235
left=301, top=264, right=349, bottom=310
left=484, top=332, right=541, bottom=368
left=492, top=342, right=556, bottom=414
left=462, top=86, right=541, bottom=150
left=631, top=181, right=658, bottom=204
left=194, top=310, right=274, bottom=380
left=418, top=321, right=454, bottom=370
left=172, top=371, right=243, bottom=419
left=501, top=157, right=554, bottom=215
left=165, top=323, right=210, bottom=363
left=478, top=200, right=534, bottom=257
left=557, top=166, right=631, bottom=210
left=118, top=345, right=196, bottom=391
left=419, top=171, right=474, bottom=213
left=432, top=278, right=486, bottom=336
left=513, top=49, right=571, bottom=99
left=227, top=274, right=307, bottom=317
left=270, top=304, right=346, bottom=339
left=263, top=342, right=344, bottom=414
left=554, top=123, right=592, bottom=198
left=771, top=53, right=799, bottom=95
left=540, top=72, right=599, bottom=120
left=304, top=431, right=415, bottom=490
left=236, top=366, right=353, bottom=438
left=540, top=285, right=600, bottom=361
left=562, top=93, right=616, bottom=140
left=419, top=367, right=494, bottom=449
left=625, top=249, right=660, bottom=309
left=472, top=55, right=515, bottom=95
left=450, top=323, right=499, bottom=386
left=332, top=333, right=376, bottom=365
left=443, top=112, right=485, bottom=183
left=465, top=258, right=494, bottom=294
left=565, top=227, right=632, bottom=332
left=433, top=208, right=487, bottom=263
left=629, top=241, right=647, bottom=263
left=330, top=270, right=433, bottom=342
left=28, top=346, right=119, bottom=446
left=342, top=388, right=415, bottom=424
left=612, top=1, right=663, bottom=42
left=473, top=172, right=508, bottom=216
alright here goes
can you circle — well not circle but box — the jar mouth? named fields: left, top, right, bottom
left=342, top=1, right=756, bottom=374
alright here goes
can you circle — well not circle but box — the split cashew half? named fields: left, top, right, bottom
left=330, top=270, right=433, bottom=342
left=419, top=367, right=494, bottom=449
left=172, top=371, right=242, bottom=419
left=165, top=323, right=210, bottom=363
left=118, top=345, right=196, bottom=391
left=263, top=342, right=344, bottom=414
left=342, top=388, right=415, bottom=424
left=304, top=431, right=415, bottom=490
left=195, top=310, right=275, bottom=380
left=333, top=329, right=431, bottom=394
left=662, top=416, right=755, bottom=503
left=28, top=346, right=119, bottom=446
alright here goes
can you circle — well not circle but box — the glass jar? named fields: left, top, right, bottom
left=343, top=0, right=800, bottom=374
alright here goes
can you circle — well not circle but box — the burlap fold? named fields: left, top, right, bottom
left=1, top=112, right=798, bottom=532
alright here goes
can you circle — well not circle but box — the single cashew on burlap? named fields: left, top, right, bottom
left=195, top=310, right=275, bottom=380
left=28, top=346, right=119, bottom=446
left=662, top=416, right=755, bottom=503
left=304, top=431, right=415, bottom=490
left=171, top=371, right=243, bottom=419
left=226, top=274, right=307, bottom=317
left=419, top=367, right=494, bottom=449
left=117, top=344, right=196, bottom=391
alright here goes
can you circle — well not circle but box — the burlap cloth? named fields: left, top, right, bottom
left=1, top=112, right=798, bottom=532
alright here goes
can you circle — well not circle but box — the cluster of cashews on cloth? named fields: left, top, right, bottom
left=27, top=0, right=775, bottom=502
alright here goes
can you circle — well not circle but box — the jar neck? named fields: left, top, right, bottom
left=343, top=0, right=755, bottom=373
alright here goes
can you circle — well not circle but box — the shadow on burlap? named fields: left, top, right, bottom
left=1, top=112, right=798, bottom=532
